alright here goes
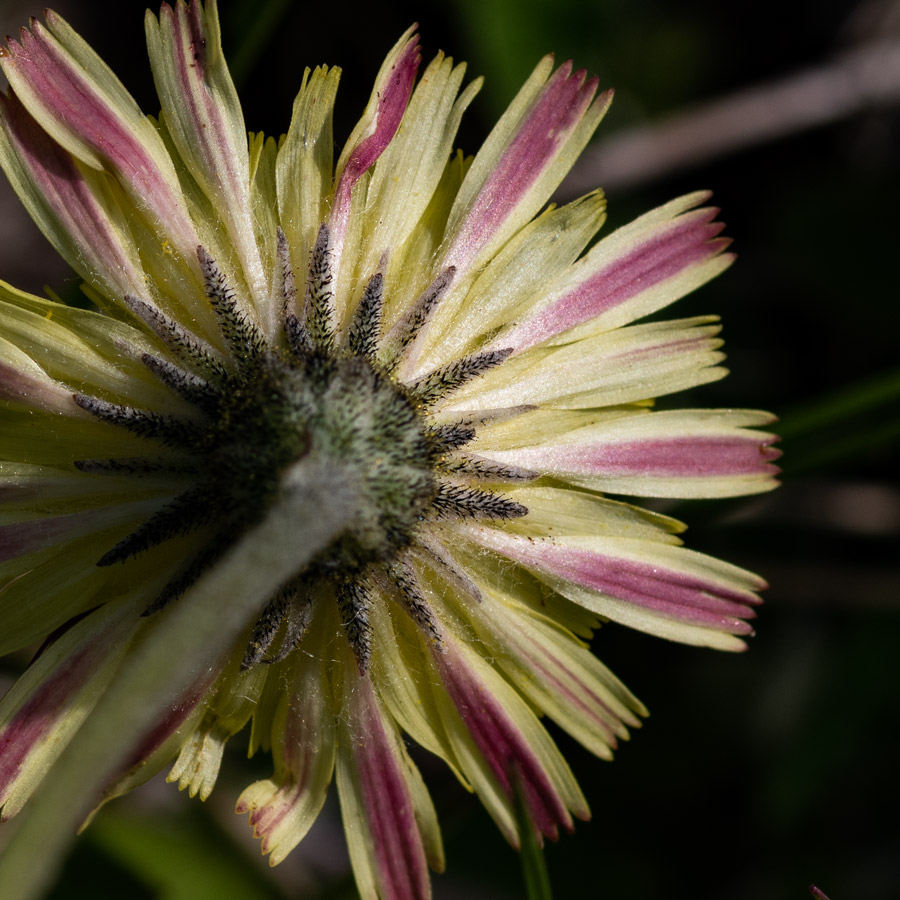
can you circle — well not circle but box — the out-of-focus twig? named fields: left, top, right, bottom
left=559, top=39, right=900, bottom=196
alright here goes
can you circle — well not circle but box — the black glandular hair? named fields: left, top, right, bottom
left=77, top=226, right=530, bottom=672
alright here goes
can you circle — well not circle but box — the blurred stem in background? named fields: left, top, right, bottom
left=559, top=37, right=900, bottom=195
left=778, top=367, right=900, bottom=474
left=222, top=0, right=292, bottom=89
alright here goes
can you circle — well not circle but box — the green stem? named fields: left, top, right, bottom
left=515, top=782, right=554, bottom=900
left=0, top=456, right=357, bottom=900
left=778, top=367, right=900, bottom=438
left=784, top=417, right=900, bottom=473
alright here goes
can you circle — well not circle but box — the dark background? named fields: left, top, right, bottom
left=0, top=0, right=898, bottom=898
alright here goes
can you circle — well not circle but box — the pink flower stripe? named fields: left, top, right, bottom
left=158, top=2, right=244, bottom=199
left=0, top=645, right=95, bottom=815
left=238, top=673, right=333, bottom=854
left=2, top=17, right=197, bottom=253
left=240, top=781, right=302, bottom=853
left=498, top=434, right=782, bottom=479
left=346, top=679, right=430, bottom=900
left=0, top=359, right=72, bottom=413
left=0, top=91, right=143, bottom=299
left=434, top=644, right=574, bottom=841
left=445, top=63, right=601, bottom=271
left=152, top=1, right=265, bottom=299
left=508, top=206, right=731, bottom=351
left=444, top=319, right=721, bottom=413
left=614, top=331, right=717, bottom=362
left=505, top=631, right=629, bottom=748
left=474, top=531, right=762, bottom=634
left=331, top=36, right=421, bottom=240
left=118, top=675, right=214, bottom=773
left=0, top=482, right=32, bottom=503
left=0, top=599, right=141, bottom=818
left=0, top=512, right=96, bottom=563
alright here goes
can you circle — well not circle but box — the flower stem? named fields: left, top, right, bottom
left=515, top=780, right=554, bottom=900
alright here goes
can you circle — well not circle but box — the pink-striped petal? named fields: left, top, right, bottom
left=85, top=672, right=214, bottom=822
left=0, top=91, right=146, bottom=302
left=483, top=410, right=781, bottom=497
left=463, top=526, right=765, bottom=650
left=431, top=639, right=586, bottom=846
left=443, top=316, right=725, bottom=412
left=0, top=600, right=139, bottom=820
left=491, top=622, right=640, bottom=758
left=90, top=628, right=234, bottom=816
left=168, top=656, right=268, bottom=801
left=0, top=349, right=73, bottom=414
left=504, top=193, right=734, bottom=351
left=412, top=192, right=606, bottom=370
left=0, top=497, right=181, bottom=565
left=146, top=1, right=267, bottom=313
left=335, top=669, right=438, bottom=900
left=330, top=29, right=421, bottom=255
left=0, top=13, right=198, bottom=260
left=102, top=620, right=227, bottom=792
left=454, top=580, right=646, bottom=759
left=0, top=513, right=95, bottom=563
left=441, top=60, right=609, bottom=277
left=237, top=650, right=336, bottom=864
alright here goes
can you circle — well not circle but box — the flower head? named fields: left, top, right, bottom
left=0, top=3, right=779, bottom=897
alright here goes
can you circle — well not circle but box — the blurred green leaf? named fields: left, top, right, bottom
left=315, top=875, right=361, bottom=900
left=89, top=807, right=281, bottom=900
